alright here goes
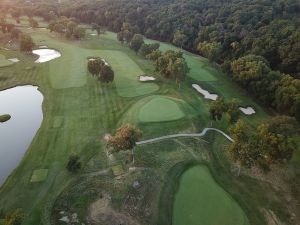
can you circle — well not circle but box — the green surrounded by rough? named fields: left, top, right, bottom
left=138, top=96, right=185, bottom=122
left=0, top=55, right=13, bottom=68
left=173, top=165, right=249, bottom=225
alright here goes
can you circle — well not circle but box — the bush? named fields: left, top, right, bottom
left=0, top=114, right=11, bottom=123
left=66, top=155, right=81, bottom=173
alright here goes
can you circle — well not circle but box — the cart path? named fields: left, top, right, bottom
left=136, top=128, right=233, bottom=145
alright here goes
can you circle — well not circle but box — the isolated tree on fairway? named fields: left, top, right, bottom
left=73, top=27, right=85, bottom=39
left=4, top=208, right=25, bottom=225
left=209, top=97, right=227, bottom=121
left=226, top=99, right=240, bottom=123
left=20, top=34, right=34, bottom=52
left=130, top=34, right=144, bottom=54
left=66, top=154, right=82, bottom=173
left=117, top=31, right=124, bottom=44
left=100, top=64, right=114, bottom=83
left=139, top=43, right=160, bottom=57
left=169, top=58, right=189, bottom=88
left=91, top=23, right=101, bottom=36
left=87, top=58, right=103, bottom=76
left=107, top=124, right=142, bottom=164
left=173, top=30, right=187, bottom=49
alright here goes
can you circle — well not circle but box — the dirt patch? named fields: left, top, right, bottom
left=88, top=193, right=140, bottom=225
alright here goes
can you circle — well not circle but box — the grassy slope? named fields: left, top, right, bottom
left=0, top=54, right=13, bottom=67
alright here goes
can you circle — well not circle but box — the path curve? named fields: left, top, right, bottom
left=136, top=128, right=233, bottom=145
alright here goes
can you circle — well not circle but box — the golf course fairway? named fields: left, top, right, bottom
left=173, top=165, right=249, bottom=225
left=139, top=96, right=185, bottom=122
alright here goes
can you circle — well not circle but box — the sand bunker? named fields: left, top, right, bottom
left=39, top=45, right=48, bottom=48
left=192, top=84, right=218, bottom=100
left=90, top=33, right=97, bottom=36
left=32, top=49, right=61, bottom=63
left=8, top=58, right=20, bottom=63
left=239, top=107, right=256, bottom=115
left=139, top=75, right=156, bottom=82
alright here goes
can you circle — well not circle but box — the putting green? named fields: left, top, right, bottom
left=98, top=50, right=159, bottom=97
left=173, top=165, right=249, bottom=225
left=0, top=54, right=13, bottom=68
left=139, top=96, right=185, bottom=122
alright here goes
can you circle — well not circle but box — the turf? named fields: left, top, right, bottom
left=138, top=96, right=185, bottom=122
left=0, top=54, right=13, bottom=68
left=30, top=169, right=48, bottom=182
left=173, top=165, right=249, bottom=225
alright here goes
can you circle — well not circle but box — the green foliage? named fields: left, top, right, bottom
left=172, top=30, right=187, bottom=49
left=209, top=97, right=227, bottom=121
left=197, top=41, right=221, bottom=61
left=48, top=17, right=85, bottom=39
left=19, top=34, right=34, bottom=52
left=4, top=209, right=25, bottom=225
left=28, top=17, right=38, bottom=28
left=229, top=117, right=298, bottom=168
left=169, top=57, right=189, bottom=87
left=10, top=28, right=21, bottom=39
left=100, top=64, right=114, bottom=83
left=138, top=43, right=160, bottom=57
left=107, top=124, right=142, bottom=153
left=66, top=155, right=82, bottom=173
left=87, top=58, right=103, bottom=76
left=130, top=34, right=144, bottom=54
left=91, top=23, right=101, bottom=36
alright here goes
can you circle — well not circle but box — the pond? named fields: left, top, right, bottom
left=32, top=49, right=61, bottom=63
left=173, top=165, right=249, bottom=225
left=0, top=86, right=43, bottom=185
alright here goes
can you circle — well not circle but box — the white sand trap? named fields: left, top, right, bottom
left=192, top=84, right=218, bottom=100
left=139, top=75, right=156, bottom=82
left=8, top=58, right=20, bottom=63
left=90, top=33, right=97, bottom=36
left=39, top=45, right=48, bottom=48
left=32, top=49, right=61, bottom=63
left=239, top=107, right=256, bottom=115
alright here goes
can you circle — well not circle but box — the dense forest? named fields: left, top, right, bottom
left=1, top=0, right=300, bottom=121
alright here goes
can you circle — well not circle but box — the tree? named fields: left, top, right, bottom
left=66, top=155, right=82, bottom=173
left=73, top=27, right=85, bottom=39
left=100, top=64, right=114, bottom=83
left=10, top=28, right=21, bottom=39
left=226, top=99, right=240, bottom=123
left=169, top=58, right=189, bottom=88
left=87, top=58, right=103, bottom=76
left=155, top=50, right=183, bottom=78
left=173, top=30, right=187, bottom=49
left=4, top=208, right=25, bottom=225
left=107, top=124, right=142, bottom=164
left=138, top=43, right=160, bottom=57
left=91, top=23, right=101, bottom=36
left=197, top=41, right=222, bottom=62
left=209, top=97, right=227, bottom=121
left=130, top=34, right=144, bottom=54
left=29, top=18, right=38, bottom=28
left=20, top=34, right=34, bottom=52
left=117, top=31, right=124, bottom=44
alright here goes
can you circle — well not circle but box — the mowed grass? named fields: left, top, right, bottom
left=138, top=96, right=184, bottom=122
left=96, top=50, right=159, bottom=97
left=173, top=165, right=249, bottom=225
left=0, top=54, right=13, bottom=68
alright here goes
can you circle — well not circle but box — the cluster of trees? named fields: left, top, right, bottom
left=87, top=58, right=114, bottom=83
left=107, top=124, right=142, bottom=163
left=229, top=116, right=298, bottom=169
left=20, top=34, right=34, bottom=52
left=117, top=25, right=190, bottom=87
left=210, top=97, right=240, bottom=123
left=230, top=55, right=300, bottom=122
left=48, top=17, right=85, bottom=39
